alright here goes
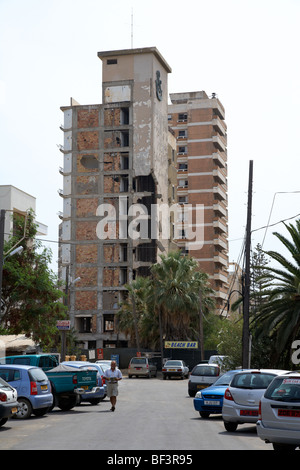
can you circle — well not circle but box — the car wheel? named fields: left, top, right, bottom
left=33, top=407, right=50, bottom=417
left=224, top=421, right=238, bottom=432
left=128, top=375, right=132, bottom=378
left=57, top=395, right=77, bottom=411
left=163, top=375, right=166, bottom=380
left=188, top=391, right=195, bottom=397
left=0, top=418, right=8, bottom=427
left=88, top=399, right=101, bottom=405
left=15, top=398, right=33, bottom=419
left=200, top=411, right=210, bottom=418
left=272, top=443, right=297, bottom=451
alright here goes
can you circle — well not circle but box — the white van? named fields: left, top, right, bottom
left=208, top=355, right=229, bottom=368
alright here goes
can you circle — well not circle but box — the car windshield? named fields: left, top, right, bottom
left=191, top=365, right=219, bottom=376
left=264, top=376, right=300, bottom=402
left=231, top=372, right=275, bottom=389
left=213, top=371, right=237, bottom=386
left=165, top=361, right=182, bottom=366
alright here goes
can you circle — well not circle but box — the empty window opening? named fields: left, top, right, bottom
left=121, top=155, right=129, bottom=170
left=120, top=176, right=129, bottom=192
left=103, top=314, right=115, bottom=332
left=120, top=108, right=129, bottom=125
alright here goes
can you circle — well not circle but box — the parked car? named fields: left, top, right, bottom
left=193, top=369, right=243, bottom=418
left=128, top=357, right=157, bottom=378
left=162, top=360, right=189, bottom=380
left=0, top=354, right=59, bottom=371
left=188, top=363, right=221, bottom=397
left=257, top=372, right=300, bottom=451
left=208, top=355, right=230, bottom=369
left=0, top=376, right=19, bottom=426
left=95, top=361, right=112, bottom=375
left=0, top=364, right=53, bottom=419
left=61, top=361, right=107, bottom=404
left=222, top=369, right=289, bottom=432
left=96, top=360, right=112, bottom=367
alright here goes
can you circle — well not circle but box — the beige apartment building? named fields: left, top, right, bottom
left=168, top=92, right=228, bottom=314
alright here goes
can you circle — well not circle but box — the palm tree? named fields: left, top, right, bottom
left=253, top=219, right=300, bottom=367
left=150, top=251, right=215, bottom=364
left=116, top=276, right=152, bottom=349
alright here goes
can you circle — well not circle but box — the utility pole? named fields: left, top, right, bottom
left=0, top=210, right=5, bottom=316
left=242, top=160, right=253, bottom=369
left=199, top=289, right=204, bottom=361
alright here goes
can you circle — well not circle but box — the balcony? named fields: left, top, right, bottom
left=212, top=135, right=226, bottom=153
left=212, top=152, right=226, bottom=169
left=212, top=117, right=227, bottom=136
left=214, top=271, right=228, bottom=284
left=214, top=237, right=227, bottom=251
left=214, top=254, right=228, bottom=267
left=213, top=186, right=227, bottom=202
left=213, top=203, right=227, bottom=218
left=212, top=101, right=225, bottom=120
left=213, top=220, right=227, bottom=234
left=213, top=169, right=227, bottom=185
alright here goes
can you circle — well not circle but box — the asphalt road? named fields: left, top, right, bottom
left=0, top=374, right=270, bottom=452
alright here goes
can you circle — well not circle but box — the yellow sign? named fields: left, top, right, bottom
left=164, top=341, right=198, bottom=349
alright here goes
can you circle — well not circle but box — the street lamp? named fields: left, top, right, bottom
left=5, top=246, right=24, bottom=259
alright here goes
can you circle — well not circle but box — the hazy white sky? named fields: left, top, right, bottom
left=1, top=0, right=299, bottom=272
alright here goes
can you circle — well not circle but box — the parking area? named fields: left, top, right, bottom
left=0, top=375, right=270, bottom=451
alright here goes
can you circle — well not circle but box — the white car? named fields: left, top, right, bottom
left=162, top=360, right=189, bottom=380
left=188, top=363, right=221, bottom=397
left=257, top=372, right=300, bottom=451
left=0, top=376, right=19, bottom=426
left=222, top=369, right=289, bottom=432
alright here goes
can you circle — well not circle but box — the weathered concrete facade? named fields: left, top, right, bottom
left=59, top=48, right=175, bottom=350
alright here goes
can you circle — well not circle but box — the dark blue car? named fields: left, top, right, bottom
left=193, top=370, right=242, bottom=418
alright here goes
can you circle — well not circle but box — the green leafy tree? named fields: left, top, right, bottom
left=253, top=220, right=300, bottom=367
left=1, top=211, right=66, bottom=350
left=116, top=276, right=153, bottom=348
left=116, top=252, right=215, bottom=353
left=150, top=252, right=215, bottom=346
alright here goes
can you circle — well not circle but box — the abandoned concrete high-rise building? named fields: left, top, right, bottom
left=58, top=47, right=228, bottom=353
left=59, top=47, right=177, bottom=351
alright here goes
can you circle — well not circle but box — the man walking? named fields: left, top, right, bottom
left=104, top=360, right=122, bottom=412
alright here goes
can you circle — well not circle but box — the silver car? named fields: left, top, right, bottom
left=188, top=363, right=221, bottom=397
left=162, top=360, right=189, bottom=380
left=257, top=372, right=300, bottom=451
left=128, top=357, right=157, bottom=378
left=222, top=369, right=289, bottom=432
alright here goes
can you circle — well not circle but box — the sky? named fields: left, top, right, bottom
left=0, top=0, right=299, bottom=274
